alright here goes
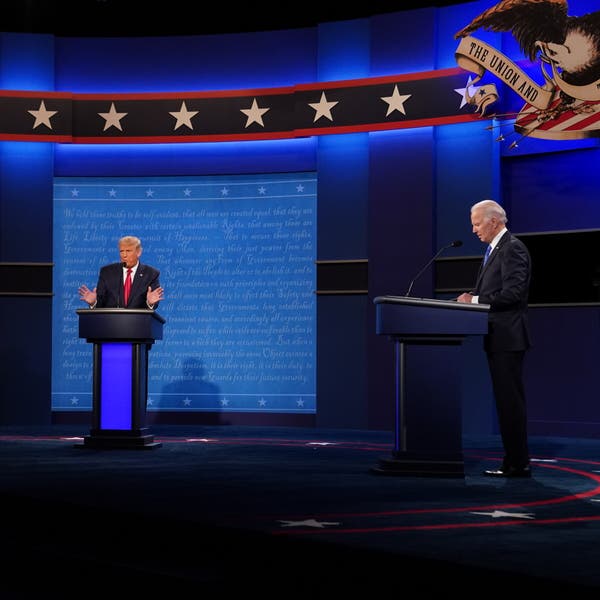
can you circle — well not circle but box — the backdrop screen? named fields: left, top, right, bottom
left=52, top=173, right=317, bottom=414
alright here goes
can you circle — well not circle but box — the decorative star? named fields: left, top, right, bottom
left=380, top=85, right=411, bottom=116
left=296, top=184, right=304, bottom=192
left=183, top=188, right=192, bottom=196
left=108, top=189, right=117, bottom=197
left=278, top=519, right=340, bottom=528
left=70, top=189, right=79, bottom=197
left=258, top=186, right=266, bottom=195
left=258, top=398, right=267, bottom=406
left=69, top=396, right=79, bottom=405
left=454, top=76, right=478, bottom=108
left=308, top=92, right=338, bottom=122
left=28, top=100, right=58, bottom=129
left=169, top=101, right=198, bottom=130
left=471, top=510, right=535, bottom=519
left=98, top=102, right=128, bottom=131
left=183, top=397, right=192, bottom=406
left=146, top=189, right=154, bottom=197
left=306, top=441, right=338, bottom=446
left=241, top=98, right=270, bottom=127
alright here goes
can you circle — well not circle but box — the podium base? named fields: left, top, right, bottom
left=76, top=428, right=162, bottom=450
left=371, top=453, right=464, bottom=478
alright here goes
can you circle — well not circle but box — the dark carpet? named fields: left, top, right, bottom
left=2, top=424, right=600, bottom=597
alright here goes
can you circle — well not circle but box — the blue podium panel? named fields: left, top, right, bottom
left=100, top=343, right=133, bottom=430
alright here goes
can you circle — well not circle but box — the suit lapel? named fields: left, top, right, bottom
left=129, top=263, right=145, bottom=303
left=113, top=264, right=125, bottom=307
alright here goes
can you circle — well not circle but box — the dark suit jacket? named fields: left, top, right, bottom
left=95, top=262, right=161, bottom=309
left=473, top=232, right=531, bottom=353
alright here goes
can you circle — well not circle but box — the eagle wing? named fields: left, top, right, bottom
left=455, top=0, right=569, bottom=61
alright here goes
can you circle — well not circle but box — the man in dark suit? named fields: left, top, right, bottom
left=79, top=235, right=164, bottom=309
left=457, top=200, right=532, bottom=478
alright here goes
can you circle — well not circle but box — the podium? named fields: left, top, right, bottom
left=373, top=295, right=489, bottom=477
left=76, top=308, right=166, bottom=449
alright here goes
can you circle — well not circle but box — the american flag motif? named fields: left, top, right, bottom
left=515, top=97, right=600, bottom=140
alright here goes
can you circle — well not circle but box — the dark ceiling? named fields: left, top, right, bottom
left=5, top=0, right=473, bottom=37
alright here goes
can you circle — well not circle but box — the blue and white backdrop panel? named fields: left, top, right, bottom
left=52, top=173, right=317, bottom=414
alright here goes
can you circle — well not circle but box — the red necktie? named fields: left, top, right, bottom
left=124, top=268, right=132, bottom=306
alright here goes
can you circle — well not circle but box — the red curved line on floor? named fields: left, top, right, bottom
left=263, top=463, right=600, bottom=522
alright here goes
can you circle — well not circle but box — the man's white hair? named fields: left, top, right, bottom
left=471, top=199, right=507, bottom=224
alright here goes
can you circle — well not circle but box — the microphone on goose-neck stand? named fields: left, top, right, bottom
left=404, top=240, right=463, bottom=297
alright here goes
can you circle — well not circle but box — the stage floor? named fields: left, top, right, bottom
left=2, top=424, right=600, bottom=596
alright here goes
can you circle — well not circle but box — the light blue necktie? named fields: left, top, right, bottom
left=483, top=244, right=492, bottom=265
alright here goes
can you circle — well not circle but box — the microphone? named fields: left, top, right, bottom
left=404, top=240, right=463, bottom=297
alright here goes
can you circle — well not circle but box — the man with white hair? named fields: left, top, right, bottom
left=457, top=200, right=532, bottom=478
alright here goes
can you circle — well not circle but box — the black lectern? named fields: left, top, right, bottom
left=76, top=308, right=166, bottom=449
left=373, top=295, right=489, bottom=477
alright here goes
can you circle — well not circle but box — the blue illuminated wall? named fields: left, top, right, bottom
left=2, top=0, right=600, bottom=437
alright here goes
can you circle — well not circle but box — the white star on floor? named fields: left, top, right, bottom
left=98, top=102, right=128, bottom=131
left=240, top=98, right=270, bottom=127
left=308, top=92, right=338, bottom=122
left=28, top=100, right=58, bottom=129
left=380, top=85, right=411, bottom=116
left=278, top=519, right=340, bottom=528
left=306, top=441, right=338, bottom=446
left=471, top=510, right=535, bottom=519
left=169, top=101, right=198, bottom=130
